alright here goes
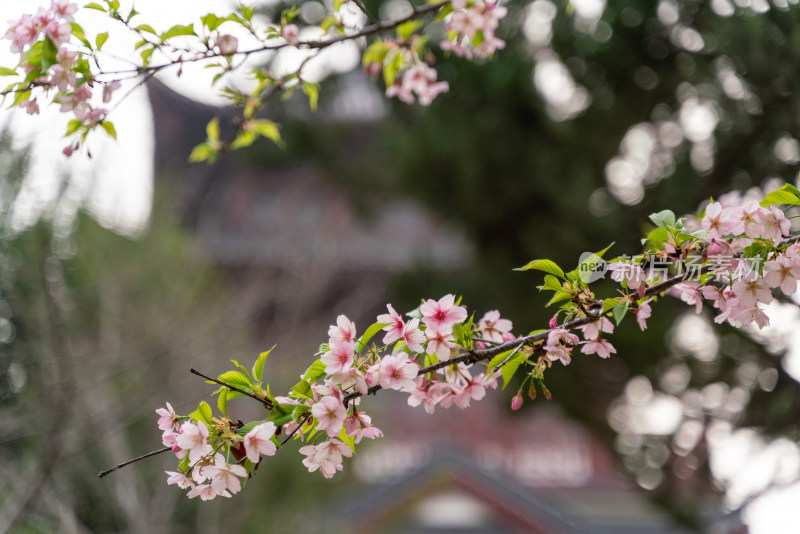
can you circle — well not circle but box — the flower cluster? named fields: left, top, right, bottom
left=440, top=0, right=508, bottom=59
left=4, top=1, right=120, bottom=156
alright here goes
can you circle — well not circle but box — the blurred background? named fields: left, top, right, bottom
left=2, top=0, right=800, bottom=532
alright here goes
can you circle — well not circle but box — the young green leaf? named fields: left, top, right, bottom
left=218, top=370, right=252, bottom=391
left=612, top=301, right=630, bottom=326
left=357, top=322, right=389, bottom=353
left=513, top=259, right=565, bottom=279
left=649, top=210, right=676, bottom=229
left=252, top=347, right=274, bottom=383
left=501, top=352, right=528, bottom=389
left=217, top=387, right=229, bottom=416
left=760, top=190, right=799, bottom=208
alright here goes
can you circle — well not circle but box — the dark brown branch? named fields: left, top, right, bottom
left=98, top=446, right=171, bottom=478
left=190, top=368, right=273, bottom=410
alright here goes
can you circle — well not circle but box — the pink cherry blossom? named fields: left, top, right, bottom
left=377, top=303, right=405, bottom=344
left=581, top=338, right=617, bottom=359
left=311, top=392, right=347, bottom=437
left=386, top=63, right=450, bottom=106
left=187, top=483, right=228, bottom=500
left=732, top=277, right=773, bottom=308
left=420, top=294, right=467, bottom=333
left=45, top=20, right=71, bottom=46
left=580, top=317, right=614, bottom=341
left=282, top=23, right=299, bottom=45
left=299, top=439, right=353, bottom=478
left=761, top=205, right=791, bottom=241
left=20, top=99, right=39, bottom=115
left=216, top=34, right=238, bottom=55
left=243, top=422, right=277, bottom=463
left=702, top=202, right=732, bottom=238
left=155, top=402, right=178, bottom=431
left=401, top=318, right=426, bottom=353
left=165, top=471, right=194, bottom=490
left=764, top=255, right=800, bottom=295
left=175, top=421, right=209, bottom=463
left=669, top=282, right=704, bottom=314
left=321, top=339, right=355, bottom=375
left=344, top=412, right=383, bottom=444
left=426, top=328, right=458, bottom=360
left=478, top=310, right=513, bottom=342
left=328, top=315, right=356, bottom=345
left=729, top=200, right=767, bottom=238
left=543, top=328, right=578, bottom=366
left=6, top=15, right=39, bottom=54
left=453, top=374, right=486, bottom=408
left=377, top=353, right=419, bottom=391
left=330, top=367, right=369, bottom=395
left=635, top=302, right=652, bottom=331
left=102, top=81, right=121, bottom=104
left=51, top=0, right=78, bottom=21
left=204, top=458, right=247, bottom=495
left=407, top=376, right=440, bottom=414
left=609, top=262, right=647, bottom=290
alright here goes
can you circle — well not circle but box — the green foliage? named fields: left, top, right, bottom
left=513, top=258, right=565, bottom=279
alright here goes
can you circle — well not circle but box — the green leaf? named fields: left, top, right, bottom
left=206, top=117, right=220, bottom=142
left=291, top=379, right=313, bottom=399
left=541, top=274, right=561, bottom=291
left=250, top=119, right=284, bottom=147
left=501, top=352, right=528, bottom=390
left=189, top=401, right=213, bottom=425
left=41, top=37, right=58, bottom=71
left=513, top=259, right=565, bottom=279
left=65, top=119, right=82, bottom=136
left=292, top=404, right=310, bottom=421
left=161, top=24, right=196, bottom=41
left=135, top=24, right=157, bottom=34
left=218, top=370, right=252, bottom=390
left=603, top=298, right=621, bottom=314
left=545, top=291, right=571, bottom=307
left=486, top=349, right=513, bottom=371
left=302, top=82, right=319, bottom=112
left=397, top=21, right=422, bottom=41
left=0, top=68, right=18, bottom=76
left=85, top=2, right=106, bottom=11
left=201, top=13, right=223, bottom=31
left=302, top=359, right=326, bottom=383
left=760, top=190, right=800, bottom=207
left=612, top=301, right=630, bottom=326
left=267, top=411, right=294, bottom=426
left=782, top=183, right=800, bottom=197
left=95, top=32, right=109, bottom=50
left=252, top=347, right=273, bottom=383
left=140, top=47, right=154, bottom=66
left=643, top=226, right=669, bottom=248
left=382, top=48, right=404, bottom=87
left=217, top=387, right=229, bottom=416
left=649, top=210, right=676, bottom=229
left=452, top=313, right=475, bottom=350
left=357, top=322, right=389, bottom=352
left=188, top=142, right=217, bottom=164
left=237, top=419, right=267, bottom=436
left=100, top=121, right=117, bottom=140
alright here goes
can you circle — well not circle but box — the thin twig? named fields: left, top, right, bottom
left=190, top=368, right=273, bottom=410
left=98, top=446, right=171, bottom=478
left=280, top=413, right=311, bottom=445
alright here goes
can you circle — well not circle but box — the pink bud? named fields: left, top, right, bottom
left=548, top=313, right=559, bottom=329
left=511, top=391, right=523, bottom=411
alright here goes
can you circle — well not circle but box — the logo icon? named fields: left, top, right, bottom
left=577, top=252, right=608, bottom=284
